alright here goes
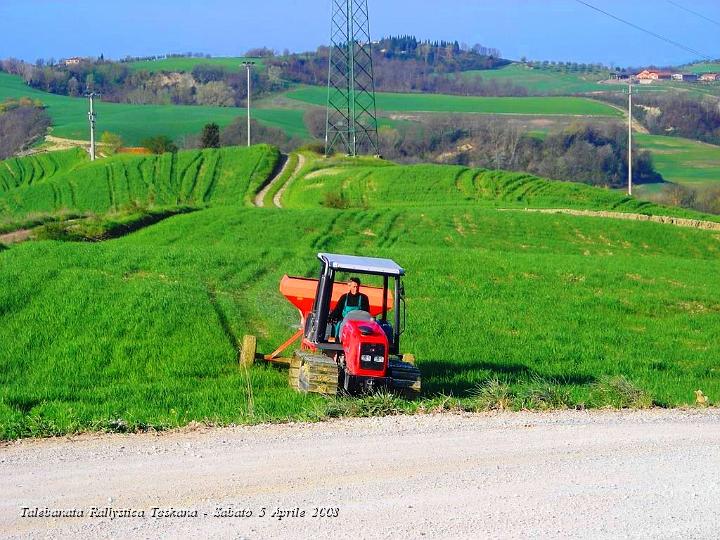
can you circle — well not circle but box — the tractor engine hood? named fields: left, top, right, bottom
left=341, top=319, right=389, bottom=377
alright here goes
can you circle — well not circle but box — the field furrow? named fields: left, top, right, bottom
left=179, top=152, right=204, bottom=203
left=202, top=153, right=223, bottom=203
left=106, top=165, right=116, bottom=211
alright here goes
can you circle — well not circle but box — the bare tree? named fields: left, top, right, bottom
left=0, top=105, right=51, bottom=159
left=195, top=82, right=235, bottom=107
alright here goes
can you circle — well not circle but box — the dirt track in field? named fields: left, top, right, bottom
left=502, top=208, right=720, bottom=231
left=273, top=154, right=306, bottom=208
left=254, top=153, right=289, bottom=208
left=254, top=153, right=306, bottom=209
left=0, top=229, right=31, bottom=245
left=2, top=409, right=719, bottom=539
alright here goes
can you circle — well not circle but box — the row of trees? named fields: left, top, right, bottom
left=117, top=52, right=212, bottom=64
left=274, top=52, right=523, bottom=96
left=523, top=60, right=609, bottom=73
left=0, top=58, right=283, bottom=107
left=2, top=33, right=511, bottom=107
left=375, top=36, right=504, bottom=70
left=651, top=184, right=720, bottom=215
left=0, top=99, right=51, bottom=159
left=126, top=116, right=299, bottom=156
left=597, top=91, right=720, bottom=146
left=634, top=94, right=720, bottom=146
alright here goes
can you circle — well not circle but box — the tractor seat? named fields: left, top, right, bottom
left=335, top=311, right=373, bottom=343
left=343, top=310, right=373, bottom=322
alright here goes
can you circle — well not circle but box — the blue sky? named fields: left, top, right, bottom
left=0, top=0, right=718, bottom=67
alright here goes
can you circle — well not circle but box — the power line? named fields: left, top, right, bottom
left=574, top=0, right=712, bottom=61
left=666, top=0, right=720, bottom=28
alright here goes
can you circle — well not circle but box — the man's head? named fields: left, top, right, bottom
left=348, top=277, right=361, bottom=294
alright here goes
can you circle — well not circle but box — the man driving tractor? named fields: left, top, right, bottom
left=329, top=277, right=370, bottom=339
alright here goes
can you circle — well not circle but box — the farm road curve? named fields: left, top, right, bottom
left=2, top=409, right=719, bottom=539
left=254, top=153, right=305, bottom=208
left=254, top=153, right=289, bottom=208
left=273, top=153, right=306, bottom=208
left=0, top=229, right=31, bottom=245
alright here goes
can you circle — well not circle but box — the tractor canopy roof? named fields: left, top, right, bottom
left=318, top=253, right=405, bottom=277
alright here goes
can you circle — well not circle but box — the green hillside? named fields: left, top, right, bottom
left=252, top=108, right=308, bottom=138
left=636, top=135, right=720, bottom=188
left=0, top=148, right=87, bottom=191
left=281, top=156, right=719, bottom=223
left=128, top=56, right=264, bottom=73
left=0, top=72, right=305, bottom=144
left=286, top=86, right=622, bottom=116
left=685, top=62, right=720, bottom=73
left=462, top=64, right=610, bottom=94
left=0, top=145, right=278, bottom=216
left=1, top=149, right=719, bottom=439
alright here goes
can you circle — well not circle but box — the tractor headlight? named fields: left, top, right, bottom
left=359, top=343, right=386, bottom=371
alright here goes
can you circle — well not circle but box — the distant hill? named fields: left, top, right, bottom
left=0, top=72, right=304, bottom=144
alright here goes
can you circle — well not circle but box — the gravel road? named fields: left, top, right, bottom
left=2, top=410, right=719, bottom=539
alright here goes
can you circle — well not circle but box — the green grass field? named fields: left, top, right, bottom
left=127, top=56, right=264, bottom=73
left=0, top=72, right=306, bottom=144
left=252, top=108, right=308, bottom=138
left=0, top=145, right=278, bottom=216
left=282, top=157, right=687, bottom=216
left=0, top=148, right=86, bottom=190
left=286, top=86, right=622, bottom=117
left=1, top=148, right=720, bottom=438
left=635, top=134, right=720, bottom=188
left=631, top=80, right=720, bottom=98
left=462, top=64, right=610, bottom=94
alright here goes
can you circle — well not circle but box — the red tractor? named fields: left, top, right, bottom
left=243, top=253, right=420, bottom=396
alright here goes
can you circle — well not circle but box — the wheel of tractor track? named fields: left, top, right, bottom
left=389, top=358, right=421, bottom=397
left=295, top=351, right=338, bottom=396
left=288, top=355, right=301, bottom=390
left=401, top=353, right=416, bottom=365
left=240, top=335, right=257, bottom=366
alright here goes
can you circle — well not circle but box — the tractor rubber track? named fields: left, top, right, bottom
left=295, top=350, right=339, bottom=395
left=289, top=354, right=301, bottom=390
left=389, top=358, right=422, bottom=397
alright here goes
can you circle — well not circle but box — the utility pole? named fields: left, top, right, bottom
left=242, top=61, right=255, bottom=147
left=85, top=92, right=100, bottom=161
left=627, top=82, right=633, bottom=196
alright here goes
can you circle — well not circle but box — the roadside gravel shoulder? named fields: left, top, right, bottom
left=2, top=409, right=719, bottom=539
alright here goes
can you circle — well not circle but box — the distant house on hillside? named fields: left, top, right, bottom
left=699, top=73, right=719, bottom=82
left=636, top=70, right=672, bottom=81
left=672, top=73, right=698, bottom=82
left=62, top=57, right=84, bottom=67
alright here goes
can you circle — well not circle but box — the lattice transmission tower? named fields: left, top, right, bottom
left=325, top=0, right=379, bottom=157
